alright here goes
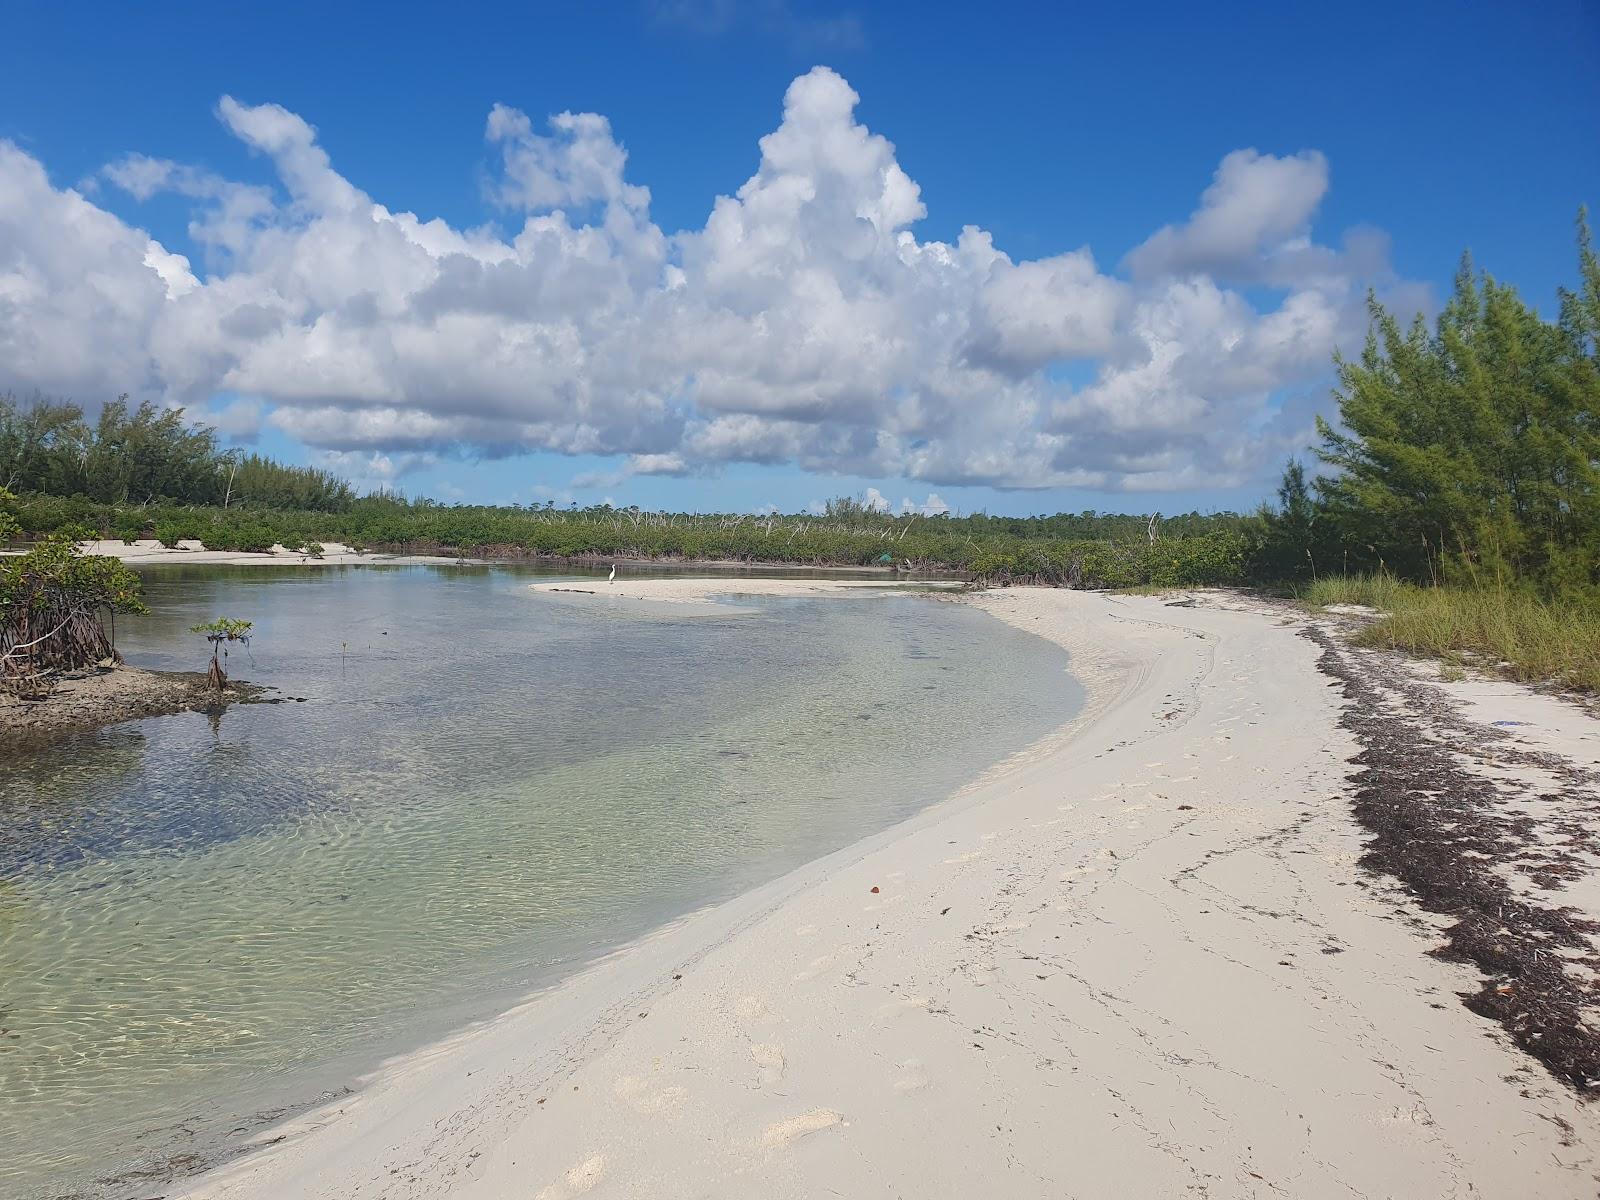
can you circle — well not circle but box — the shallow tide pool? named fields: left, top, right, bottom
left=0, top=565, right=1079, bottom=1198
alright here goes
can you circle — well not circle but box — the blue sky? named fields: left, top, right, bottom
left=2, top=0, right=1595, bottom=515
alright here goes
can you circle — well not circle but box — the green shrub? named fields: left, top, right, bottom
left=155, top=520, right=201, bottom=549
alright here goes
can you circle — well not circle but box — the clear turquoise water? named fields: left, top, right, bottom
left=0, top=565, right=1078, bottom=1198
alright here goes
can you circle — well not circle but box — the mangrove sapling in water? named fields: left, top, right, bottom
left=191, top=617, right=253, bottom=690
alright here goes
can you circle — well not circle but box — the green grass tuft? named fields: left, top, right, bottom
left=1354, top=588, right=1600, bottom=693
left=1300, top=573, right=1413, bottom=611
left=1305, top=575, right=1600, bottom=693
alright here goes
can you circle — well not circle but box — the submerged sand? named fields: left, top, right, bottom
left=526, top=575, right=956, bottom=616
left=528, top=576, right=943, bottom=601
left=173, top=583, right=1600, bottom=1198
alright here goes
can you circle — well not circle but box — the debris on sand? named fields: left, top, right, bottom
left=1309, top=626, right=1600, bottom=1092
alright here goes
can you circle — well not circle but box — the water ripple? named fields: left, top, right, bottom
left=0, top=566, right=1077, bottom=1197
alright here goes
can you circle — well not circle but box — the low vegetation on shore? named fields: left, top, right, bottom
left=1, top=498, right=265, bottom=735
left=1, top=515, right=147, bottom=685
left=6, top=485, right=1261, bottom=587
left=1305, top=575, right=1600, bottom=692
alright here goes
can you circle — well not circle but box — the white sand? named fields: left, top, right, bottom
left=48, top=539, right=456, bottom=567
left=178, top=585, right=1600, bottom=1199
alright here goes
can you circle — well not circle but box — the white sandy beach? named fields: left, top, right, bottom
left=45, top=538, right=458, bottom=567
left=1, top=538, right=443, bottom=567
left=174, top=583, right=1600, bottom=1199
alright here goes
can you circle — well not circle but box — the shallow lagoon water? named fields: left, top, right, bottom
left=0, top=565, right=1079, bottom=1197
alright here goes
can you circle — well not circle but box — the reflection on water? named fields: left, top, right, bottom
left=0, top=565, right=1078, bottom=1198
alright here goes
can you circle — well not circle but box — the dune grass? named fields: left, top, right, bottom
left=1304, top=575, right=1600, bottom=693
left=1300, top=573, right=1413, bottom=612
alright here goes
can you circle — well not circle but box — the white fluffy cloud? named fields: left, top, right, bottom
left=1125, top=149, right=1329, bottom=281
left=0, top=68, right=1414, bottom=493
left=311, top=448, right=437, bottom=493
left=900, top=492, right=949, bottom=516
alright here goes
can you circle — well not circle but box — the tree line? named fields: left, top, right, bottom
left=1256, top=212, right=1599, bottom=600
left=2, top=486, right=1251, bottom=588
left=0, top=394, right=354, bottom=512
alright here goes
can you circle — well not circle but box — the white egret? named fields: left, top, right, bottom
left=608, top=563, right=616, bottom=584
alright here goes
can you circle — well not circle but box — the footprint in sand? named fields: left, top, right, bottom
left=892, top=1058, right=930, bottom=1093
left=613, top=1075, right=687, bottom=1115
left=535, top=1153, right=606, bottom=1200
left=734, top=995, right=771, bottom=1023
left=794, top=951, right=839, bottom=981
left=760, top=1108, right=843, bottom=1148
left=872, top=995, right=930, bottom=1023
left=751, top=1043, right=787, bottom=1085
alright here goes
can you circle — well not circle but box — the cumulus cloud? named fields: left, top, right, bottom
left=310, top=448, right=437, bottom=492
left=0, top=67, right=1413, bottom=495
left=0, top=142, right=179, bottom=400
left=570, top=450, right=689, bottom=490
left=486, top=106, right=649, bottom=215
left=205, top=396, right=265, bottom=440
left=1124, top=149, right=1329, bottom=281
left=900, top=492, right=949, bottom=516
left=1118, top=148, right=1401, bottom=304
left=968, top=248, right=1128, bottom=371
